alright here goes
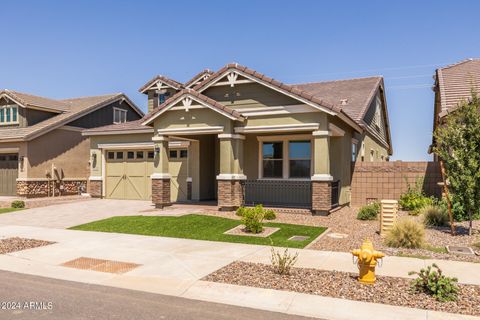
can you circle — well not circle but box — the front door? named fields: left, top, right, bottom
left=169, top=148, right=188, bottom=202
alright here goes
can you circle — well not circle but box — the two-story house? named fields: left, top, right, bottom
left=0, top=89, right=142, bottom=197
left=84, top=63, right=392, bottom=214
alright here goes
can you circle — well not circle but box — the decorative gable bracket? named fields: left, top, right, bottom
left=182, top=97, right=192, bottom=112
left=227, top=72, right=238, bottom=87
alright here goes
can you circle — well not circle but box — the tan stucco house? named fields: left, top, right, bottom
left=0, top=90, right=142, bottom=197
left=431, top=58, right=480, bottom=161
left=84, top=64, right=392, bottom=213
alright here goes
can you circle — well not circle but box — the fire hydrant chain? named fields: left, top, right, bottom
left=351, top=239, right=385, bottom=284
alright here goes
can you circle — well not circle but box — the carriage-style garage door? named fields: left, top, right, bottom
left=105, top=149, right=188, bottom=202
left=0, top=154, right=18, bottom=196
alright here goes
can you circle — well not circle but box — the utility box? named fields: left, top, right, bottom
left=380, top=200, right=398, bottom=236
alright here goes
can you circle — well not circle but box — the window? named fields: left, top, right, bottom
left=116, top=151, right=124, bottom=160
left=169, top=150, right=178, bottom=158
left=288, top=141, right=311, bottom=178
left=0, top=105, right=18, bottom=125
left=147, top=151, right=155, bottom=159
left=262, top=142, right=283, bottom=178
left=158, top=92, right=170, bottom=104
left=113, top=108, right=127, bottom=124
left=136, top=151, right=144, bottom=159
left=180, top=150, right=188, bottom=158
left=352, top=142, right=357, bottom=162
left=107, top=152, right=115, bottom=160
left=127, top=151, right=135, bottom=159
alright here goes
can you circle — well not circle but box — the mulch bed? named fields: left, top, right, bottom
left=0, top=237, right=54, bottom=254
left=204, top=261, right=480, bottom=317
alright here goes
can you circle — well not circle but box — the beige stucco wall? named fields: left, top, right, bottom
left=153, top=108, right=234, bottom=132
left=26, top=128, right=90, bottom=179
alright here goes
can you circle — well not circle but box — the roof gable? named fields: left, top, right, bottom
left=138, top=75, right=184, bottom=94
left=142, top=89, right=244, bottom=126
left=184, top=69, right=214, bottom=88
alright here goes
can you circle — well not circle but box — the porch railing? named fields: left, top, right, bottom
left=244, top=179, right=312, bottom=209
left=331, top=180, right=340, bottom=208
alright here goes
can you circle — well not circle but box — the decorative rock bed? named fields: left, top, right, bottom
left=0, top=237, right=54, bottom=254
left=204, top=261, right=480, bottom=317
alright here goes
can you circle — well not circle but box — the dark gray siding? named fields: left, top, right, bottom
left=24, top=108, right=57, bottom=126
left=67, top=100, right=142, bottom=129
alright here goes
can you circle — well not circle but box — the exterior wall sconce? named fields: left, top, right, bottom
left=19, top=156, right=24, bottom=172
left=154, top=146, right=160, bottom=156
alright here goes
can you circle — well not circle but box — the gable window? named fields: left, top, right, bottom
left=158, top=92, right=170, bottom=104
left=352, top=141, right=358, bottom=162
left=373, top=97, right=382, bottom=131
left=113, top=108, right=127, bottom=124
left=259, top=135, right=312, bottom=179
left=0, top=105, right=18, bottom=125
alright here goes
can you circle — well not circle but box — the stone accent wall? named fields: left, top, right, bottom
left=17, top=180, right=87, bottom=198
left=217, top=180, right=244, bottom=210
left=152, top=178, right=171, bottom=208
left=350, top=161, right=442, bottom=206
left=88, top=180, right=102, bottom=198
left=312, top=181, right=332, bottom=214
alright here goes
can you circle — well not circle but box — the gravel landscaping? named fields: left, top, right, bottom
left=202, top=207, right=480, bottom=262
left=204, top=261, right=480, bottom=317
left=0, top=237, right=54, bottom=254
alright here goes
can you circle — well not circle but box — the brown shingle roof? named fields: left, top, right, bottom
left=138, top=75, right=184, bottom=93
left=0, top=92, right=138, bottom=141
left=142, top=88, right=243, bottom=125
left=292, top=76, right=383, bottom=122
left=184, top=69, right=214, bottom=88
left=436, top=58, right=480, bottom=117
left=192, top=63, right=339, bottom=113
left=0, top=89, right=70, bottom=112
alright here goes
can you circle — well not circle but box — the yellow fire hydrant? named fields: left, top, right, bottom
left=351, top=239, right=385, bottom=284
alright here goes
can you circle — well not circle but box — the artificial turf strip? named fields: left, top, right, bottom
left=0, top=208, right=24, bottom=214
left=70, top=214, right=327, bottom=248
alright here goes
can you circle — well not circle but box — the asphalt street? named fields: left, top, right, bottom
left=0, top=270, right=317, bottom=320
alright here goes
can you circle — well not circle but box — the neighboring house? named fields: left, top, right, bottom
left=0, top=89, right=142, bottom=197
left=431, top=58, right=480, bottom=160
left=84, top=63, right=392, bottom=214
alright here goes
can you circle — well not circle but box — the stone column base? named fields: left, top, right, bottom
left=152, top=178, right=171, bottom=209
left=217, top=179, right=244, bottom=211
left=312, top=180, right=332, bottom=215
left=88, top=180, right=102, bottom=198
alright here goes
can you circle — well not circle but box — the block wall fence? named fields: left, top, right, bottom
left=350, top=161, right=443, bottom=206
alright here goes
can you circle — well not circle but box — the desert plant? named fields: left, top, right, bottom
left=356, top=202, right=380, bottom=220
left=384, top=219, right=425, bottom=249
left=408, top=263, right=459, bottom=302
left=11, top=200, right=25, bottom=209
left=242, top=208, right=264, bottom=233
left=271, top=245, right=299, bottom=275
left=399, top=177, right=434, bottom=214
left=263, top=209, right=276, bottom=220
left=422, top=205, right=449, bottom=227
left=235, top=206, right=246, bottom=217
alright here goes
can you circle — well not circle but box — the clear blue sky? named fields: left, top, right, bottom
left=1, top=0, right=479, bottom=160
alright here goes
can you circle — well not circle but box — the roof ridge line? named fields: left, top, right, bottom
left=291, top=75, right=383, bottom=86
left=440, top=58, right=480, bottom=70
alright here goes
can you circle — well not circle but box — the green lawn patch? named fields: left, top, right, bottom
left=0, top=208, right=24, bottom=214
left=70, top=214, right=327, bottom=248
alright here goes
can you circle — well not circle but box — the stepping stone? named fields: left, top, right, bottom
left=288, top=235, right=309, bottom=241
left=327, top=233, right=348, bottom=239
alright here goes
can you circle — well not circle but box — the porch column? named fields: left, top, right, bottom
left=217, top=134, right=246, bottom=211
left=151, top=135, right=171, bottom=209
left=311, top=130, right=333, bottom=215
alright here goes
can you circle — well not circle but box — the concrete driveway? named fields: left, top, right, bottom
left=0, top=199, right=200, bottom=229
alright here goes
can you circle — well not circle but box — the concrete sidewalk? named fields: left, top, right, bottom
left=0, top=225, right=478, bottom=320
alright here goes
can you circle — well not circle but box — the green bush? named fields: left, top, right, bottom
left=235, top=206, right=246, bottom=217
left=408, top=263, right=458, bottom=302
left=242, top=208, right=264, bottom=233
left=356, top=202, right=380, bottom=220
left=399, top=177, right=434, bottom=214
left=385, top=219, right=425, bottom=249
left=264, top=209, right=276, bottom=220
left=11, top=200, right=25, bottom=209
left=422, top=205, right=449, bottom=227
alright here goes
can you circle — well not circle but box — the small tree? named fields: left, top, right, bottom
left=433, top=91, right=480, bottom=235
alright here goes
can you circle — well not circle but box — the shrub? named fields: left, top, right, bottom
left=422, top=205, right=449, bottom=227
left=408, top=263, right=459, bottom=302
left=357, top=202, right=380, bottom=220
left=263, top=209, right=276, bottom=220
left=235, top=206, right=246, bottom=217
left=384, top=219, right=425, bottom=249
left=399, top=177, right=434, bottom=214
left=11, top=200, right=25, bottom=209
left=271, top=245, right=298, bottom=275
left=242, top=208, right=264, bottom=233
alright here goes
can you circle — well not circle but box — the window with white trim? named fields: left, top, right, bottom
left=352, top=142, right=357, bottom=162
left=113, top=108, right=127, bottom=124
left=0, top=105, right=18, bottom=125
left=158, top=92, right=171, bottom=104
left=259, top=136, right=312, bottom=179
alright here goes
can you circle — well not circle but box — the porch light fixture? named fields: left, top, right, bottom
left=19, top=156, right=24, bottom=172
left=154, top=146, right=160, bottom=156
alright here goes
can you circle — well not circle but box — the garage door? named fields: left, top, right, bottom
left=105, top=149, right=188, bottom=202
left=105, top=150, right=154, bottom=200
left=0, top=154, right=18, bottom=196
